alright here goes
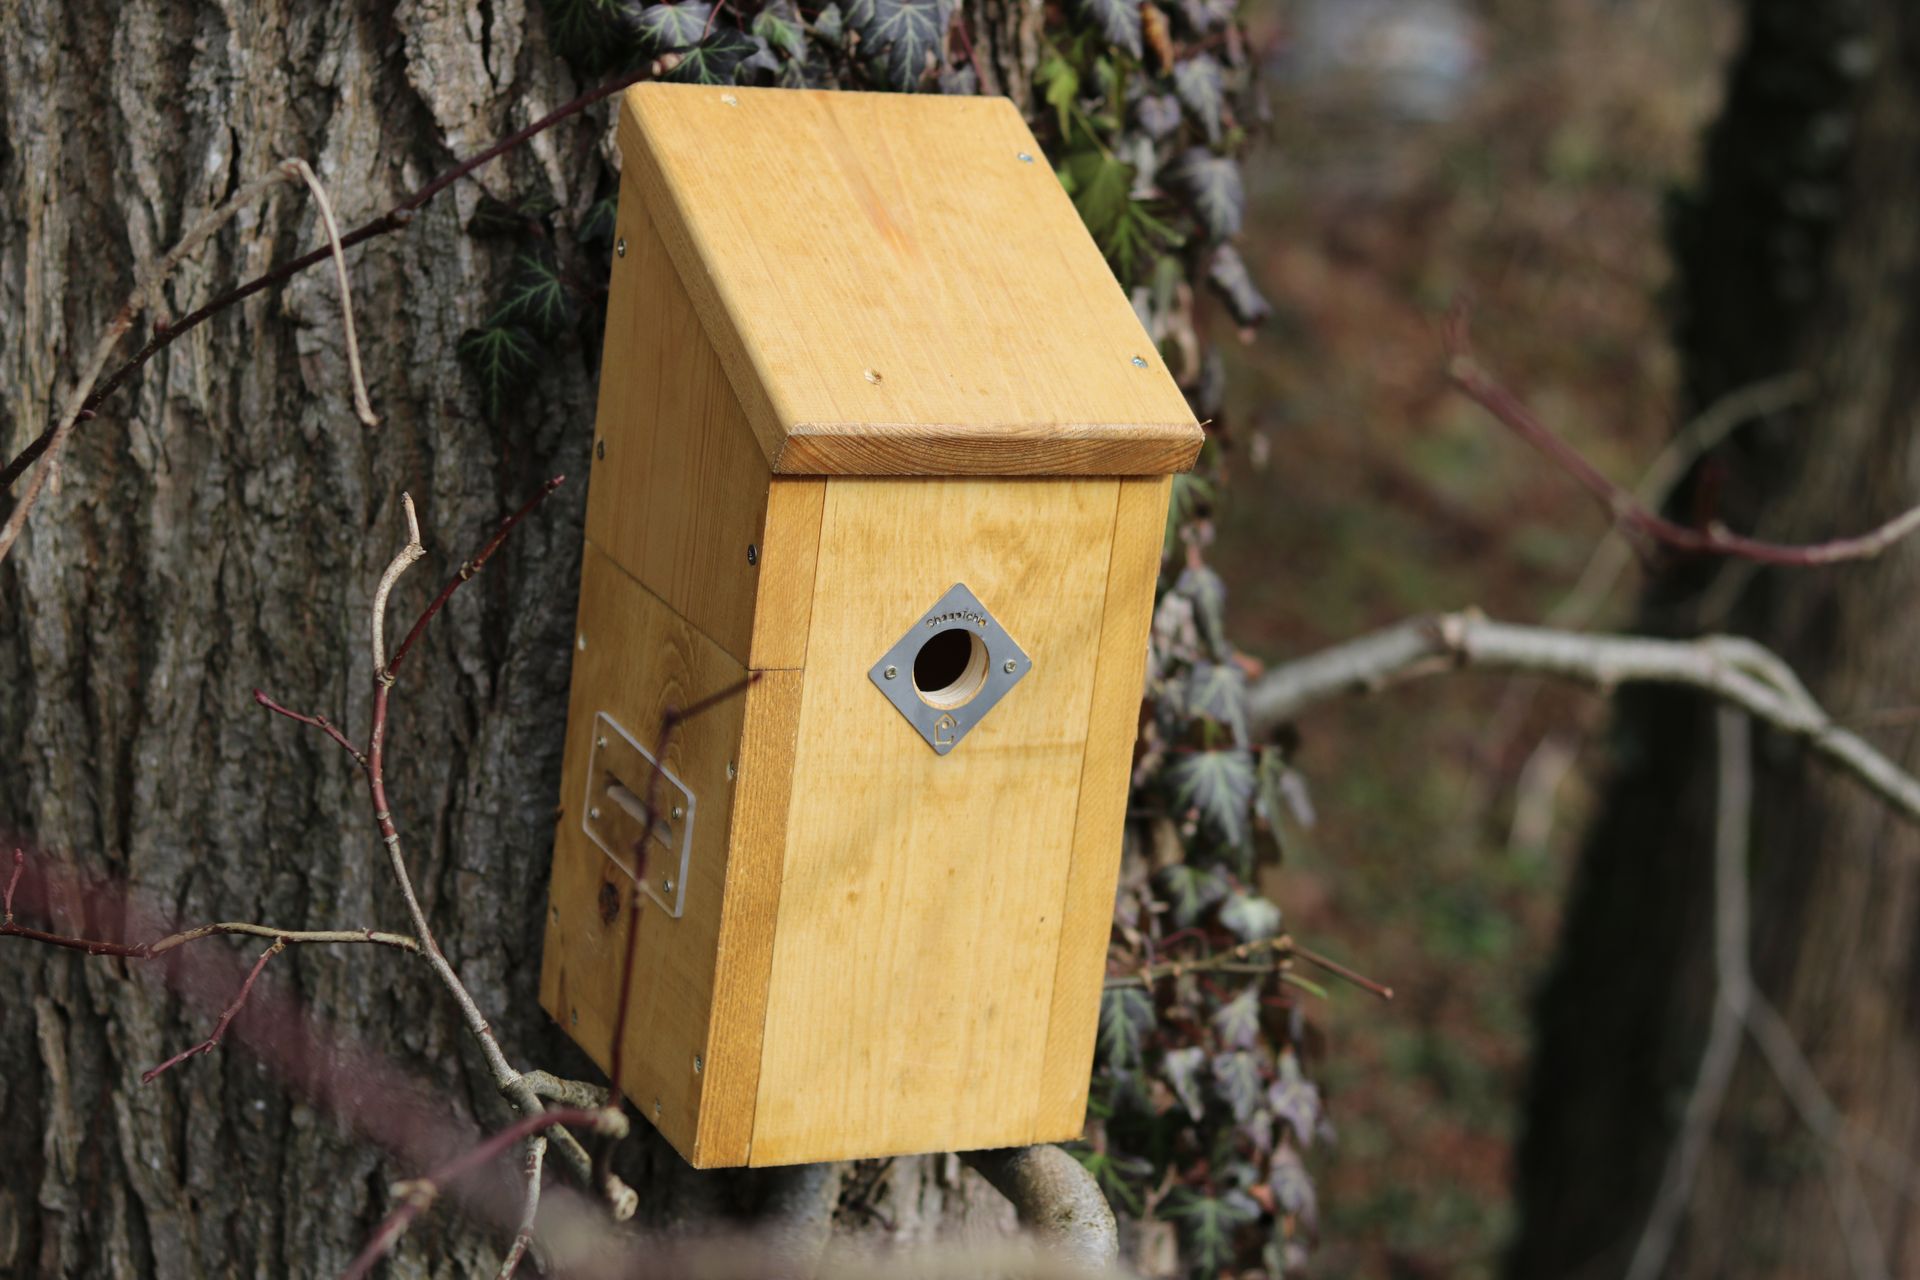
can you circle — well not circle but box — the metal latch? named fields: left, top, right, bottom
left=582, top=711, right=694, bottom=917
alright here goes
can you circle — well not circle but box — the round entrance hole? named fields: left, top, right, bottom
left=912, top=626, right=988, bottom=710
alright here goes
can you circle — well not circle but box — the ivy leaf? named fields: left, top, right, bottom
left=1135, top=91, right=1184, bottom=139
left=458, top=325, right=541, bottom=419
left=1068, top=1144, right=1154, bottom=1215
left=1219, top=890, right=1282, bottom=944
left=1210, top=984, right=1261, bottom=1049
left=1269, top=1050, right=1325, bottom=1146
left=1155, top=862, right=1230, bottom=929
left=813, top=2, right=846, bottom=43
left=490, top=251, right=577, bottom=339
left=1039, top=55, right=1082, bottom=137
left=1163, top=1044, right=1208, bottom=1121
left=1183, top=661, right=1248, bottom=744
left=1099, top=985, right=1156, bottom=1072
left=1077, top=0, right=1143, bottom=58
left=1270, top=1144, right=1318, bottom=1230
left=1211, top=1049, right=1264, bottom=1122
left=846, top=0, right=952, bottom=90
left=1178, top=149, right=1243, bottom=239
left=1058, top=150, right=1182, bottom=278
left=1207, top=243, right=1272, bottom=327
left=626, top=0, right=713, bottom=50
left=1163, top=1187, right=1262, bottom=1277
left=1175, top=0, right=1236, bottom=36
left=1173, top=561, right=1228, bottom=657
left=665, top=27, right=760, bottom=82
left=576, top=195, right=620, bottom=249
left=1165, top=471, right=1213, bottom=558
left=1173, top=53, right=1225, bottom=143
left=553, top=0, right=631, bottom=63
left=753, top=0, right=809, bottom=59
left=1166, top=748, right=1254, bottom=850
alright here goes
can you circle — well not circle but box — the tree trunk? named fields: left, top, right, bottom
left=0, top=4, right=1030, bottom=1274
left=1513, top=1, right=1920, bottom=1276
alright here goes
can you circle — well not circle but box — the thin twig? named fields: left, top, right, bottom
left=495, top=1135, right=547, bottom=1280
left=370, top=493, right=424, bottom=677
left=340, top=1107, right=626, bottom=1280
left=0, top=71, right=648, bottom=501
left=1105, top=933, right=1393, bottom=1001
left=1446, top=308, right=1920, bottom=566
left=142, top=938, right=287, bottom=1083
left=253, top=690, right=367, bottom=764
left=282, top=158, right=380, bottom=428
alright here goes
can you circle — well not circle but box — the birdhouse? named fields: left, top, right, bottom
left=540, top=83, right=1202, bottom=1168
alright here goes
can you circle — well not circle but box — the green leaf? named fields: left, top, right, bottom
left=1269, top=1050, right=1325, bottom=1146
left=1210, top=1049, right=1264, bottom=1122
left=458, top=324, right=541, bottom=419
left=1166, top=748, right=1254, bottom=850
left=1207, top=243, right=1271, bottom=327
left=1219, top=891, right=1281, bottom=945
left=1038, top=55, right=1081, bottom=137
left=1098, top=985, right=1156, bottom=1072
left=554, top=0, right=632, bottom=62
left=628, top=0, right=713, bottom=50
left=1163, top=1044, right=1208, bottom=1121
left=1173, top=53, right=1225, bottom=143
left=1154, top=863, right=1229, bottom=929
left=1173, top=562, right=1228, bottom=657
left=1058, top=150, right=1182, bottom=278
left=576, top=195, right=620, bottom=248
left=664, top=26, right=760, bottom=82
left=1210, top=984, right=1261, bottom=1049
left=814, top=2, right=846, bottom=43
left=490, top=251, right=577, bottom=339
left=1163, top=1187, right=1261, bottom=1278
left=1077, top=0, right=1142, bottom=58
left=1178, top=149, right=1243, bottom=239
left=845, top=0, right=952, bottom=90
left=1183, top=661, right=1248, bottom=744
left=753, top=0, right=809, bottom=58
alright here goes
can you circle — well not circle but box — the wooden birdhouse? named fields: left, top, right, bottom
left=540, top=83, right=1203, bottom=1168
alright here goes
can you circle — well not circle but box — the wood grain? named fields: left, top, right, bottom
left=748, top=476, right=1121, bottom=1164
left=1034, top=475, right=1172, bottom=1137
left=584, top=172, right=771, bottom=665
left=619, top=84, right=1204, bottom=478
left=747, top=477, right=826, bottom=670
left=540, top=542, right=750, bottom=1165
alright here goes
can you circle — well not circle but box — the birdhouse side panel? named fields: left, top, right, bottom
left=540, top=543, right=752, bottom=1161
left=1035, top=474, right=1172, bottom=1135
left=746, top=476, right=1125, bottom=1165
left=585, top=173, right=773, bottom=667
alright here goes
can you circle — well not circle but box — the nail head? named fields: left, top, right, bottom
left=615, top=238, right=626, bottom=258
left=1017, top=152, right=1034, bottom=163
left=1131, top=355, right=1148, bottom=368
left=747, top=543, right=759, bottom=566
left=863, top=368, right=883, bottom=385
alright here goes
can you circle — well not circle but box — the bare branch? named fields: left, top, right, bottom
left=281, top=158, right=379, bottom=428
left=370, top=493, right=425, bottom=677
left=1446, top=308, right=1920, bottom=566
left=1248, top=612, right=1920, bottom=828
left=495, top=1135, right=548, bottom=1280
left=142, top=939, right=287, bottom=1083
left=252, top=690, right=366, bottom=764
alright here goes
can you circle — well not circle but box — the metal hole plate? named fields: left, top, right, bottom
left=868, top=583, right=1031, bottom=755
left=582, top=711, right=694, bottom=917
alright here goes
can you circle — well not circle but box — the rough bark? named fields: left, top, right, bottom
left=0, top=4, right=1025, bottom=1275
left=1512, top=2, right=1920, bottom=1276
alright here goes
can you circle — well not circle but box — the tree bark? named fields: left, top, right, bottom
left=1513, top=2, right=1920, bottom=1276
left=0, top=4, right=1022, bottom=1274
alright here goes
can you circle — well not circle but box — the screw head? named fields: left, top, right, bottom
left=596, top=735, right=608, bottom=749
left=1003, top=659, right=1017, bottom=674
left=615, top=238, right=627, bottom=258
left=693, top=1054, right=704, bottom=1074
left=721, top=93, right=739, bottom=106
left=576, top=634, right=587, bottom=651
left=670, top=804, right=685, bottom=822
left=747, top=543, right=759, bottom=566
left=884, top=665, right=898, bottom=680
left=726, top=761, right=737, bottom=781
left=1018, top=152, right=1035, bottom=163
left=653, top=1098, right=662, bottom=1118
left=595, top=439, right=605, bottom=460
left=663, top=876, right=676, bottom=894
left=863, top=368, right=883, bottom=385
left=589, top=806, right=601, bottom=820
left=570, top=1008, right=579, bottom=1026
left=1131, top=355, right=1148, bottom=368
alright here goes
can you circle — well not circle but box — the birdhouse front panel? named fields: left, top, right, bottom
left=541, top=83, right=1202, bottom=1169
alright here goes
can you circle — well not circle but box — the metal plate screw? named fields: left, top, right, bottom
left=1003, top=659, right=1017, bottom=673
left=571, top=1008, right=579, bottom=1026
left=747, top=543, right=758, bottom=566
left=671, top=804, right=685, bottom=822
left=884, top=665, right=898, bottom=680
left=1131, top=355, right=1148, bottom=368
left=597, top=735, right=608, bottom=749
left=663, top=876, right=676, bottom=894
left=615, top=238, right=626, bottom=258
left=1017, top=152, right=1034, bottom=163
left=589, top=806, right=602, bottom=820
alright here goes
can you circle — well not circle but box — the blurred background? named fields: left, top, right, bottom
left=1215, top=2, right=1735, bottom=1273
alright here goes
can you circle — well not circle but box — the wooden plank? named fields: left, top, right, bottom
left=620, top=84, right=1203, bottom=478
left=693, top=667, right=806, bottom=1164
left=747, top=478, right=826, bottom=670
left=539, top=542, right=752, bottom=1165
left=584, top=171, right=770, bottom=666
left=748, top=477, right=1120, bottom=1165
left=1033, top=475, right=1171, bottom=1138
